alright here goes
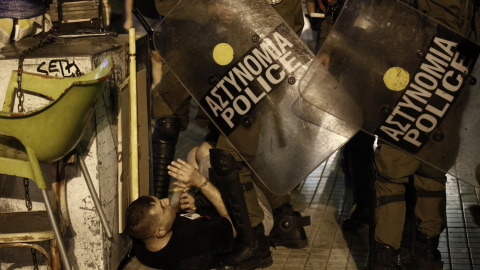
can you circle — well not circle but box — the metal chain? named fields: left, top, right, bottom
left=15, top=32, right=54, bottom=270
left=16, top=34, right=56, bottom=112
left=23, top=177, right=38, bottom=268
left=31, top=248, right=39, bottom=270
left=23, top=178, right=32, bottom=211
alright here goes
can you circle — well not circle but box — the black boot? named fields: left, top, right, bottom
left=218, top=224, right=272, bottom=270
left=210, top=149, right=272, bottom=270
left=368, top=242, right=401, bottom=270
left=152, top=117, right=180, bottom=199
left=401, top=231, right=442, bottom=270
left=270, top=203, right=310, bottom=249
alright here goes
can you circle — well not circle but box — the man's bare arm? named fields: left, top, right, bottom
left=168, top=159, right=237, bottom=238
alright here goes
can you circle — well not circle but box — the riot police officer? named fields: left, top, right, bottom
left=370, top=1, right=476, bottom=269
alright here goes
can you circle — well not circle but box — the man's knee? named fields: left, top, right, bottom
left=374, top=144, right=420, bottom=180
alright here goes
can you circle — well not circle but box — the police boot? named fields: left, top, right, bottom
left=368, top=242, right=401, bottom=270
left=152, top=117, right=180, bottom=199
left=402, top=231, right=442, bottom=270
left=210, top=148, right=272, bottom=270
left=270, top=203, right=310, bottom=249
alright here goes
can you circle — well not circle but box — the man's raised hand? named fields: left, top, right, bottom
left=168, top=158, right=205, bottom=189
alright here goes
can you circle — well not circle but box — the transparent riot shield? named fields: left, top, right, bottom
left=154, top=0, right=362, bottom=194
left=300, top=0, right=480, bottom=186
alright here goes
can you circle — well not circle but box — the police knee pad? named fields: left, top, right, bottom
left=152, top=116, right=181, bottom=143
left=209, top=148, right=242, bottom=178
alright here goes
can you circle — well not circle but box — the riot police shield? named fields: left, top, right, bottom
left=154, top=0, right=362, bottom=194
left=299, top=0, right=480, bottom=186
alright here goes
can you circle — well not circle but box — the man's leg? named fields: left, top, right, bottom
left=371, top=143, right=420, bottom=269
left=373, top=173, right=406, bottom=270
left=404, top=164, right=446, bottom=270
left=216, top=118, right=310, bottom=249
left=341, top=131, right=375, bottom=231
left=215, top=129, right=266, bottom=228
left=151, top=67, right=191, bottom=198
left=210, top=148, right=272, bottom=270
left=255, top=179, right=311, bottom=249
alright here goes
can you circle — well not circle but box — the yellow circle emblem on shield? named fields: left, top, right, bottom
left=383, top=67, right=410, bottom=91
left=213, top=43, right=234, bottom=66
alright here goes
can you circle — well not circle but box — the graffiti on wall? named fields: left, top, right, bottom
left=36, top=59, right=82, bottom=77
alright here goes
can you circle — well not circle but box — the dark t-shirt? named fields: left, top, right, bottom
left=133, top=213, right=234, bottom=269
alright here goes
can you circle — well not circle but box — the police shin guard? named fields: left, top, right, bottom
left=152, top=117, right=180, bottom=199
left=209, top=149, right=272, bottom=270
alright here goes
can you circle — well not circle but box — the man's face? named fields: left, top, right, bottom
left=151, top=196, right=176, bottom=233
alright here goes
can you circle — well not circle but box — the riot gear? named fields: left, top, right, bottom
left=371, top=242, right=401, bottom=270
left=301, top=0, right=480, bottom=187
left=402, top=231, right=442, bottom=270
left=154, top=0, right=360, bottom=195
left=210, top=148, right=272, bottom=269
left=152, top=116, right=181, bottom=198
left=270, top=203, right=310, bottom=249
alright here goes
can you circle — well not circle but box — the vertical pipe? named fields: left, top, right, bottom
left=129, top=28, right=139, bottom=201
left=26, top=145, right=71, bottom=270
left=76, top=146, right=113, bottom=238
left=41, top=189, right=71, bottom=270
left=117, top=98, right=124, bottom=233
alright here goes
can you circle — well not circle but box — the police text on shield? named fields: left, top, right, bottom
left=377, top=32, right=477, bottom=153
left=200, top=26, right=307, bottom=135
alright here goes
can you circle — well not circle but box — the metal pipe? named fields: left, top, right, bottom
left=132, top=7, right=155, bottom=49
left=41, top=189, right=71, bottom=270
left=56, top=32, right=118, bottom=38
left=26, top=145, right=70, bottom=269
left=76, top=146, right=113, bottom=239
